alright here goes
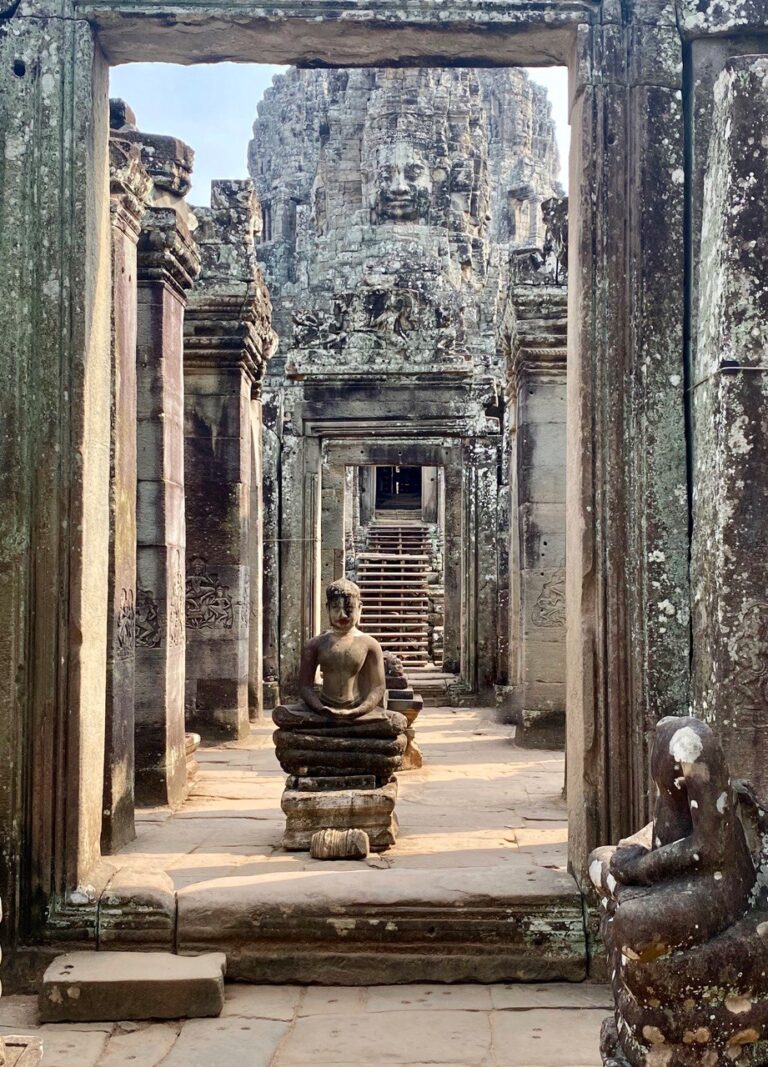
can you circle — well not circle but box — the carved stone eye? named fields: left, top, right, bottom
left=405, top=164, right=424, bottom=181
left=378, top=166, right=393, bottom=182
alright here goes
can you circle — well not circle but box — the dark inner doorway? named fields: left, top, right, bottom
left=375, top=466, right=423, bottom=510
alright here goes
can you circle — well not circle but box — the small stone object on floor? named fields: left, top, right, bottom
left=310, top=828, right=370, bottom=860
left=39, top=951, right=226, bottom=1023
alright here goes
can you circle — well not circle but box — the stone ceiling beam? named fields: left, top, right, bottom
left=72, top=0, right=594, bottom=67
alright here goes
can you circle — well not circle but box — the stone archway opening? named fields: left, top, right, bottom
left=88, top=55, right=578, bottom=982
left=2, top=0, right=695, bottom=989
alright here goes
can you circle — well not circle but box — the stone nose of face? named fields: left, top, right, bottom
left=390, top=169, right=409, bottom=193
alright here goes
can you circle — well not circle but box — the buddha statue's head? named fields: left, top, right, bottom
left=326, top=578, right=362, bottom=633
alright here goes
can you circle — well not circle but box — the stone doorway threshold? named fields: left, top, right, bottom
left=113, top=708, right=585, bottom=984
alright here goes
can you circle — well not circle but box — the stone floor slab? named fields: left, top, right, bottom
left=34, top=1029, right=108, bottom=1067
left=279, top=1009, right=493, bottom=1065
left=96, top=1023, right=179, bottom=1067
left=221, top=984, right=300, bottom=1020
left=491, top=1008, right=606, bottom=1065
left=365, top=984, right=493, bottom=1012
left=159, top=1017, right=288, bottom=1067
left=491, top=983, right=612, bottom=1011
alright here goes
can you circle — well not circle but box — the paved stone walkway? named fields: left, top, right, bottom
left=118, top=705, right=569, bottom=900
left=0, top=982, right=610, bottom=1065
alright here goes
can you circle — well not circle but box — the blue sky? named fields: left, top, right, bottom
left=109, top=63, right=570, bottom=206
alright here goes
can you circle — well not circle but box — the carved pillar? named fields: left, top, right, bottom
left=460, top=439, right=500, bottom=699
left=249, top=393, right=265, bottom=720
left=183, top=180, right=274, bottom=740
left=0, top=11, right=111, bottom=947
left=422, top=466, right=439, bottom=524
left=279, top=431, right=322, bottom=697
left=442, top=463, right=463, bottom=675
left=691, top=57, right=768, bottom=791
left=102, top=130, right=151, bottom=852
left=262, top=393, right=282, bottom=709
left=359, top=466, right=376, bottom=526
left=320, top=448, right=346, bottom=588
left=132, top=129, right=200, bottom=806
left=566, top=2, right=690, bottom=881
left=505, top=284, right=568, bottom=747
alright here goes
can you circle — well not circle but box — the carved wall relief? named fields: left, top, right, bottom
left=168, top=561, right=186, bottom=648
left=730, top=600, right=768, bottom=711
left=186, top=556, right=234, bottom=632
left=135, top=587, right=161, bottom=648
left=530, top=572, right=566, bottom=628
left=114, top=588, right=136, bottom=659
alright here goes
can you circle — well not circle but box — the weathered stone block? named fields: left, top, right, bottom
left=39, top=952, right=226, bottom=1023
left=282, top=780, right=398, bottom=852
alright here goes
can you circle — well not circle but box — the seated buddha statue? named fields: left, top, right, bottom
left=590, top=716, right=768, bottom=1066
left=273, top=578, right=408, bottom=785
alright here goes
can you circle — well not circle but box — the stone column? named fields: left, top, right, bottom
left=131, top=130, right=200, bottom=807
left=183, top=180, right=275, bottom=741
left=0, top=16, right=112, bottom=938
left=320, top=449, right=346, bottom=588
left=422, top=466, right=439, bottom=523
left=505, top=284, right=568, bottom=748
left=566, top=2, right=690, bottom=883
left=442, top=463, right=463, bottom=675
left=279, top=432, right=322, bottom=696
left=692, top=57, right=768, bottom=791
left=249, top=394, right=265, bottom=720
left=359, top=466, right=376, bottom=526
left=262, top=394, right=282, bottom=709
left=102, top=127, right=151, bottom=852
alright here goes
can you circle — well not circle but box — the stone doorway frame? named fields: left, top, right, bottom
left=319, top=436, right=499, bottom=699
left=1, top=0, right=695, bottom=957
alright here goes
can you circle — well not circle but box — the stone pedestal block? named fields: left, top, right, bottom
left=184, top=180, right=275, bottom=740
left=387, top=694, right=423, bottom=721
left=40, top=952, right=226, bottom=1022
left=102, top=132, right=152, bottom=854
left=282, top=779, right=398, bottom=852
left=135, top=196, right=200, bottom=808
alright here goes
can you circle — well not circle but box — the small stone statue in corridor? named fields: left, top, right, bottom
left=274, top=579, right=407, bottom=851
left=590, top=716, right=768, bottom=1066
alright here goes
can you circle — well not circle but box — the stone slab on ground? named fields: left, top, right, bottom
left=39, top=952, right=226, bottom=1022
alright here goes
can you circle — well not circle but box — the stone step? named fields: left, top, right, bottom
left=358, top=553, right=430, bottom=561
left=175, top=868, right=587, bottom=984
left=39, top=951, right=227, bottom=1022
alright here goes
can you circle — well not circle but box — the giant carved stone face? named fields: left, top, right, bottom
left=373, top=145, right=432, bottom=223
